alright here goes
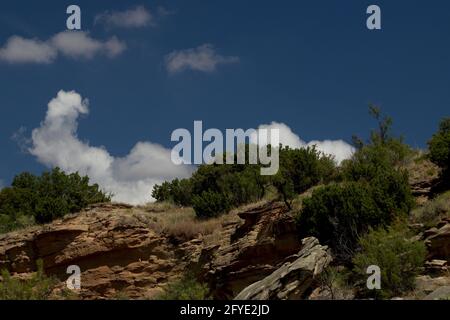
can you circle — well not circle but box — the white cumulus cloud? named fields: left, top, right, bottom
left=0, top=31, right=126, bottom=64
left=28, top=90, right=193, bottom=205
left=250, top=122, right=355, bottom=164
left=165, top=44, right=239, bottom=74
left=0, top=36, right=57, bottom=63
left=95, top=6, right=154, bottom=28
left=51, top=32, right=125, bottom=59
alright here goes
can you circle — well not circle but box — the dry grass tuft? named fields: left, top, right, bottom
left=404, top=151, right=441, bottom=185
left=136, top=204, right=236, bottom=242
left=411, top=191, right=450, bottom=227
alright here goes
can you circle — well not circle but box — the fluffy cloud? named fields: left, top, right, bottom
left=250, top=122, right=355, bottom=164
left=28, top=90, right=193, bottom=205
left=0, top=36, right=57, bottom=63
left=95, top=6, right=154, bottom=28
left=165, top=44, right=239, bottom=74
left=0, top=31, right=126, bottom=64
left=51, top=32, right=125, bottom=59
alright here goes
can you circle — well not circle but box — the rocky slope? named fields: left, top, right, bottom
left=1, top=166, right=450, bottom=300
left=197, top=202, right=304, bottom=299
left=0, top=201, right=322, bottom=299
left=234, top=237, right=332, bottom=300
left=0, top=203, right=202, bottom=299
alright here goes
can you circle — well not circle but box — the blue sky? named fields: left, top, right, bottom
left=0, top=0, right=449, bottom=202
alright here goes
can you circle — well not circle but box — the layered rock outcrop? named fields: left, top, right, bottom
left=424, top=218, right=450, bottom=262
left=198, top=202, right=304, bottom=299
left=234, top=237, right=332, bottom=300
left=0, top=204, right=200, bottom=299
left=0, top=201, right=309, bottom=300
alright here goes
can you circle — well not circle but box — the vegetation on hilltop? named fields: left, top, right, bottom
left=152, top=146, right=336, bottom=217
left=297, top=106, right=415, bottom=261
left=1, top=106, right=449, bottom=300
left=428, top=117, right=450, bottom=186
left=0, top=168, right=110, bottom=233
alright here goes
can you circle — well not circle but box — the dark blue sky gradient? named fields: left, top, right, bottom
left=0, top=0, right=449, bottom=184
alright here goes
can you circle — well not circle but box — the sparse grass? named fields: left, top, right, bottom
left=153, top=274, right=210, bottom=300
left=405, top=151, right=441, bottom=185
left=290, top=185, right=324, bottom=212
left=262, top=185, right=279, bottom=202
left=410, top=149, right=427, bottom=165
left=139, top=205, right=235, bottom=242
left=137, top=201, right=181, bottom=213
left=0, top=214, right=36, bottom=234
left=112, top=291, right=130, bottom=300
left=0, top=260, right=57, bottom=300
left=228, top=199, right=270, bottom=215
left=411, top=191, right=450, bottom=227
left=316, top=266, right=354, bottom=300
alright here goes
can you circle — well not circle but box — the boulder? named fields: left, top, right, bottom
left=425, top=259, right=448, bottom=275
left=424, top=286, right=450, bottom=300
left=234, top=237, right=332, bottom=300
left=0, top=200, right=324, bottom=300
left=200, top=201, right=304, bottom=299
left=424, top=218, right=450, bottom=261
left=414, top=274, right=450, bottom=298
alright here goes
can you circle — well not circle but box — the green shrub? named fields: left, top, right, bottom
left=152, top=156, right=267, bottom=217
left=155, top=275, right=209, bottom=300
left=271, top=146, right=336, bottom=209
left=170, top=179, right=194, bottom=206
left=34, top=196, right=69, bottom=224
left=151, top=181, right=172, bottom=203
left=0, top=214, right=35, bottom=234
left=299, top=107, right=415, bottom=260
left=0, top=168, right=111, bottom=231
left=297, top=171, right=414, bottom=260
left=0, top=260, right=57, bottom=300
left=271, top=170, right=296, bottom=209
left=298, top=182, right=387, bottom=259
left=352, top=224, right=426, bottom=299
left=152, top=143, right=336, bottom=217
left=343, top=106, right=411, bottom=183
left=192, top=191, right=231, bottom=218
left=277, top=146, right=336, bottom=194
left=428, top=117, right=450, bottom=179
left=298, top=156, right=413, bottom=260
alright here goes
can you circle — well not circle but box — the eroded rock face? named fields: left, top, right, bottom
left=0, top=201, right=307, bottom=300
left=424, top=218, right=450, bottom=262
left=0, top=204, right=199, bottom=299
left=199, top=202, right=304, bottom=300
left=412, top=274, right=450, bottom=299
left=234, top=237, right=332, bottom=300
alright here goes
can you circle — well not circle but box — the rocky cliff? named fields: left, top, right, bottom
left=1, top=194, right=450, bottom=300
left=0, top=201, right=322, bottom=299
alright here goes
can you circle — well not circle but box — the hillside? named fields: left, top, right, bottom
left=0, top=158, right=449, bottom=300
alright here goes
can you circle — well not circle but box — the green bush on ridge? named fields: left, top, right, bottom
left=153, top=145, right=336, bottom=218
left=428, top=117, right=450, bottom=181
left=297, top=107, right=414, bottom=260
left=0, top=167, right=110, bottom=232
